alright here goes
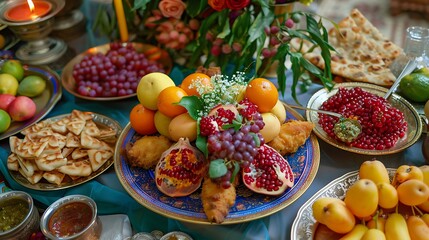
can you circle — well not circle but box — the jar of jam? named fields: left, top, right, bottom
left=40, top=195, right=101, bottom=240
left=0, top=191, right=40, bottom=240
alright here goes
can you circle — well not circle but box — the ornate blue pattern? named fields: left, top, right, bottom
left=115, top=110, right=319, bottom=224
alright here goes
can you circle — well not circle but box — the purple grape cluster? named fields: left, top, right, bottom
left=206, top=109, right=265, bottom=188
left=72, top=43, right=165, bottom=97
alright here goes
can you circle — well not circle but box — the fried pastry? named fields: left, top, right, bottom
left=268, top=120, right=314, bottom=155
left=126, top=135, right=173, bottom=169
left=201, top=177, right=236, bottom=224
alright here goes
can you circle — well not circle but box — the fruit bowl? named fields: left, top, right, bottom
left=0, top=65, right=62, bottom=141
left=306, top=82, right=423, bottom=155
left=114, top=105, right=320, bottom=224
left=61, top=42, right=173, bottom=101
left=290, top=168, right=396, bottom=239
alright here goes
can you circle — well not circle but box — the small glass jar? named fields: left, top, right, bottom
left=40, top=195, right=102, bottom=240
left=404, top=26, right=429, bottom=68
left=0, top=191, right=40, bottom=240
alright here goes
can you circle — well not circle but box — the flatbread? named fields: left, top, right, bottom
left=57, top=159, right=92, bottom=177
left=87, top=149, right=112, bottom=172
left=291, top=8, right=403, bottom=86
left=43, top=171, right=65, bottom=185
left=35, top=152, right=67, bottom=171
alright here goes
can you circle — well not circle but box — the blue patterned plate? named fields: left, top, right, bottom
left=0, top=65, right=62, bottom=141
left=114, top=105, right=320, bottom=224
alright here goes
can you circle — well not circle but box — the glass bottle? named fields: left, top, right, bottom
left=404, top=26, right=429, bottom=67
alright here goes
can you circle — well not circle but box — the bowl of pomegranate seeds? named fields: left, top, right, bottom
left=306, top=82, right=423, bottom=155
left=61, top=42, right=173, bottom=101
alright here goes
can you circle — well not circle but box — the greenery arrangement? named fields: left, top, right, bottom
left=94, top=0, right=336, bottom=102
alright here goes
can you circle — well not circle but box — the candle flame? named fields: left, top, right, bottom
left=27, top=0, right=35, bottom=13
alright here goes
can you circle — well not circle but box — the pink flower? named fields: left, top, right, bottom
left=158, top=0, right=186, bottom=19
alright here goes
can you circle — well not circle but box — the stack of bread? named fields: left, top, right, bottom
left=291, top=9, right=404, bottom=87
left=7, top=110, right=117, bottom=185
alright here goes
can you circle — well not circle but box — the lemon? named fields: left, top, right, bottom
left=399, top=68, right=429, bottom=103
left=0, top=109, right=11, bottom=133
left=0, top=73, right=19, bottom=95
left=137, top=72, right=175, bottom=110
left=0, top=60, right=24, bottom=82
left=18, top=75, right=47, bottom=97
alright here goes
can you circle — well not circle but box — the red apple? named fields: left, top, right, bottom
left=8, top=96, right=36, bottom=121
left=0, top=94, right=16, bottom=111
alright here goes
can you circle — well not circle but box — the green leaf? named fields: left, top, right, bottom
left=186, top=1, right=207, bottom=18
left=196, top=135, right=208, bottom=158
left=209, top=159, right=228, bottom=178
left=222, top=115, right=243, bottom=131
left=232, top=11, right=251, bottom=40
left=274, top=44, right=289, bottom=96
left=217, top=15, right=231, bottom=39
left=300, top=57, right=323, bottom=75
left=248, top=12, right=274, bottom=44
left=132, top=0, right=152, bottom=11
left=178, top=96, right=204, bottom=120
left=248, top=132, right=261, bottom=147
left=230, top=161, right=240, bottom=184
left=290, top=53, right=302, bottom=103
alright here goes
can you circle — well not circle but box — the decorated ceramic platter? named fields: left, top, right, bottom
left=0, top=65, right=62, bottom=141
left=290, top=168, right=396, bottom=240
left=9, top=112, right=122, bottom=191
left=114, top=105, right=320, bottom=224
left=61, top=42, right=173, bottom=101
left=306, top=82, right=422, bottom=155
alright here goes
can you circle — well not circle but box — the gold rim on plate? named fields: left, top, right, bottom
left=61, top=42, right=173, bottom=101
left=306, top=82, right=423, bottom=155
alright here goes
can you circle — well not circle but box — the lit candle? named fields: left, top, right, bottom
left=4, top=0, right=52, bottom=22
left=113, top=0, right=129, bottom=42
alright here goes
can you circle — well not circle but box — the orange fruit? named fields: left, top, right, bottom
left=157, top=86, right=188, bottom=118
left=180, top=73, right=212, bottom=96
left=129, top=104, right=157, bottom=135
left=245, top=78, right=278, bottom=112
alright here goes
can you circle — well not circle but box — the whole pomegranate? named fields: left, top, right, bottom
left=155, top=138, right=208, bottom=197
left=242, top=144, right=294, bottom=195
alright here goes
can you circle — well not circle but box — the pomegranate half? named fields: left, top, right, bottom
left=155, top=137, right=208, bottom=197
left=242, top=144, right=294, bottom=195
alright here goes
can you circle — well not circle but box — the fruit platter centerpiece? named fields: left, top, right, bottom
left=115, top=68, right=319, bottom=224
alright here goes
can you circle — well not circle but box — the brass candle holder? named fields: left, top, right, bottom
left=0, top=0, right=66, bottom=65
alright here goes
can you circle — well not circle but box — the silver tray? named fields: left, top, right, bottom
left=9, top=112, right=122, bottom=191
left=291, top=168, right=396, bottom=239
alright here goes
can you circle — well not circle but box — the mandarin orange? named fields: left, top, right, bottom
left=245, top=78, right=278, bottom=112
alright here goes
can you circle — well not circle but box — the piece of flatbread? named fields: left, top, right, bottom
left=82, top=120, right=101, bottom=137
left=87, top=149, right=112, bottom=172
left=43, top=171, right=65, bottom=185
left=290, top=8, right=403, bottom=87
left=71, top=148, right=88, bottom=160
left=19, top=169, right=43, bottom=184
left=50, top=117, right=71, bottom=134
left=35, top=152, right=67, bottom=171
left=66, top=119, right=86, bottom=136
left=57, top=159, right=92, bottom=177
left=7, top=153, right=19, bottom=171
